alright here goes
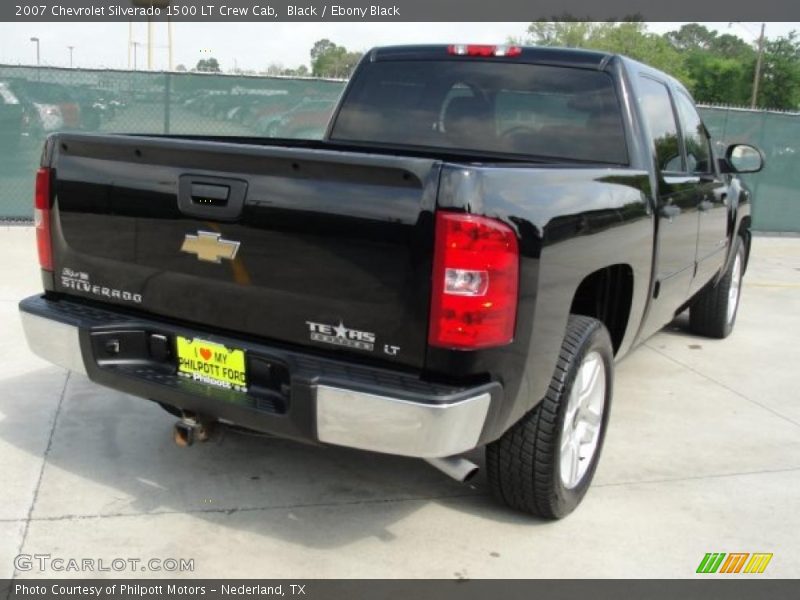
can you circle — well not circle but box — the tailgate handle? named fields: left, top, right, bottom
left=190, top=183, right=229, bottom=206
left=178, top=175, right=248, bottom=222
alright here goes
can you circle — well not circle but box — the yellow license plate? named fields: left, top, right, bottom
left=176, top=336, right=247, bottom=392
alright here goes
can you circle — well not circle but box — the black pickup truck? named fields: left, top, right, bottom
left=20, top=45, right=764, bottom=518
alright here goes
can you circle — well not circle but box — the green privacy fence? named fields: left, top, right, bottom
left=1, top=65, right=798, bottom=230
left=701, top=105, right=800, bottom=233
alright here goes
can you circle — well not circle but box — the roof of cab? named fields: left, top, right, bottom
left=368, top=44, right=695, bottom=101
left=369, top=45, right=615, bottom=70
left=617, top=54, right=693, bottom=98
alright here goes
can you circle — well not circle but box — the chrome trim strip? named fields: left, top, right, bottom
left=316, top=385, right=490, bottom=458
left=20, top=312, right=87, bottom=375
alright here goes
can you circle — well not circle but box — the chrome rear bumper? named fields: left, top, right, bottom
left=20, top=296, right=498, bottom=458
left=316, top=385, right=490, bottom=458
left=20, top=311, right=87, bottom=375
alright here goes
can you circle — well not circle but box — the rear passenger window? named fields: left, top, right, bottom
left=674, top=91, right=713, bottom=174
left=638, top=77, right=682, bottom=173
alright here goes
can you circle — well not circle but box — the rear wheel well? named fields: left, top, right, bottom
left=569, top=265, right=633, bottom=354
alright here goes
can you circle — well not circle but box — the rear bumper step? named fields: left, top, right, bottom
left=19, top=295, right=499, bottom=458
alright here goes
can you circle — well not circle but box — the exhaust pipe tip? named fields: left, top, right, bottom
left=173, top=415, right=216, bottom=448
left=425, top=456, right=479, bottom=483
left=173, top=421, right=195, bottom=447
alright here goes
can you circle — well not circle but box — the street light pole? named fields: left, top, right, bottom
left=30, top=37, right=40, bottom=66
left=750, top=23, right=766, bottom=109
left=67, top=45, right=74, bottom=68
left=132, top=42, right=140, bottom=70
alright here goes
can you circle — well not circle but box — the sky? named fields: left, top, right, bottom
left=0, top=22, right=797, bottom=72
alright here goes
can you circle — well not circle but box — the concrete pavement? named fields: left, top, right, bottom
left=1, top=226, right=799, bottom=578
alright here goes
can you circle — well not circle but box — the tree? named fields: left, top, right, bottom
left=758, top=32, right=800, bottom=109
left=593, top=22, right=689, bottom=81
left=709, top=34, right=754, bottom=60
left=663, top=24, right=755, bottom=105
left=686, top=53, right=752, bottom=105
left=175, top=64, right=187, bottom=72
left=665, top=23, right=717, bottom=52
left=519, top=20, right=800, bottom=106
left=195, top=57, right=220, bottom=72
left=309, top=39, right=362, bottom=78
left=523, top=20, right=689, bottom=83
left=279, top=65, right=310, bottom=77
left=524, top=19, right=605, bottom=48
left=264, top=64, right=311, bottom=77
left=310, top=39, right=338, bottom=65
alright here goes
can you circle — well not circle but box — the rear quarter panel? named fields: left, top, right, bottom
left=433, top=165, right=654, bottom=437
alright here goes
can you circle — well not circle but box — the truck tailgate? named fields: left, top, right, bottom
left=48, top=134, right=440, bottom=369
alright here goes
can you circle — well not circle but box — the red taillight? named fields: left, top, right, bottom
left=447, top=44, right=522, bottom=57
left=429, top=212, right=519, bottom=350
left=34, top=167, right=53, bottom=271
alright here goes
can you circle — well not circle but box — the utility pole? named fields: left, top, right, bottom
left=30, top=37, right=40, bottom=66
left=147, top=17, right=153, bottom=70
left=750, top=23, right=766, bottom=109
left=67, top=45, right=74, bottom=68
left=167, top=17, right=174, bottom=70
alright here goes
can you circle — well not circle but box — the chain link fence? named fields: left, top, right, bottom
left=0, top=65, right=346, bottom=220
left=1, top=66, right=798, bottom=231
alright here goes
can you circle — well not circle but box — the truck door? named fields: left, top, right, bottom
left=672, top=90, right=730, bottom=293
left=637, top=76, right=699, bottom=338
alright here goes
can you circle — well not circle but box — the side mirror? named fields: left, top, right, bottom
left=724, top=143, right=765, bottom=174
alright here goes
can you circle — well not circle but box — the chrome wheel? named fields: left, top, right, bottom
left=560, top=351, right=606, bottom=489
left=727, top=252, right=742, bottom=325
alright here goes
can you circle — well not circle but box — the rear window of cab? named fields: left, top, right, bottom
left=331, top=60, right=628, bottom=164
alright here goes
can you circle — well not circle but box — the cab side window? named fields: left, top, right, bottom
left=674, top=91, right=713, bottom=174
left=638, top=76, right=682, bottom=174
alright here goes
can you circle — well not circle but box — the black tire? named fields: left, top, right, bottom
left=689, top=236, right=745, bottom=339
left=486, top=315, right=614, bottom=518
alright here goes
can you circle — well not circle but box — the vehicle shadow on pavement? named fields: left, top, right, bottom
left=659, top=313, right=716, bottom=341
left=1, top=367, right=544, bottom=551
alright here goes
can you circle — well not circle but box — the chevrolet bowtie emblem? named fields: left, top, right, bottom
left=180, top=231, right=240, bottom=263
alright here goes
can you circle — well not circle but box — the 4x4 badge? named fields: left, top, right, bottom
left=181, top=231, right=240, bottom=263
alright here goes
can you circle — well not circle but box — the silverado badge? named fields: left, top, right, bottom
left=181, top=231, right=240, bottom=263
